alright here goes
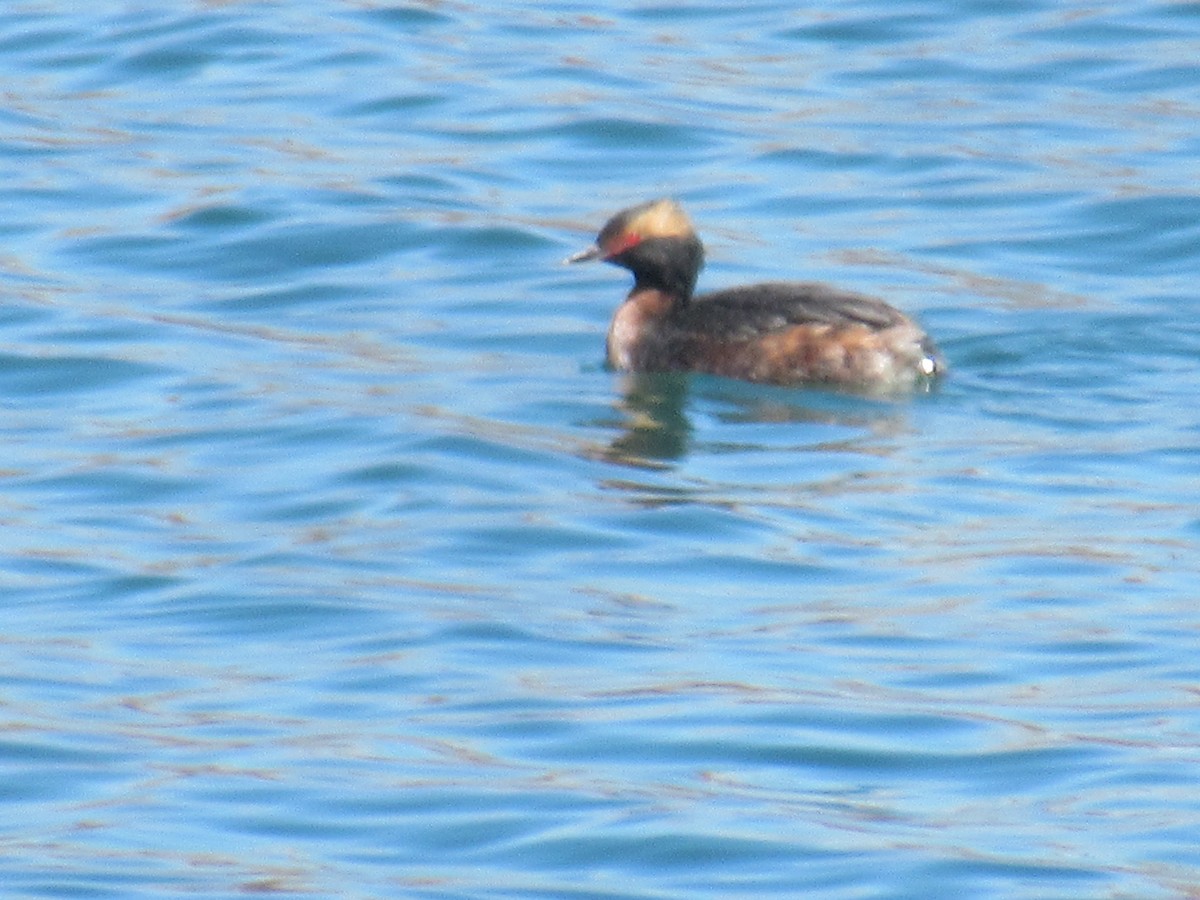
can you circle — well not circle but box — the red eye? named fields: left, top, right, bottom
left=605, top=231, right=642, bottom=258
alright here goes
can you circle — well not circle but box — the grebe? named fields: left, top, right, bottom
left=566, top=199, right=943, bottom=391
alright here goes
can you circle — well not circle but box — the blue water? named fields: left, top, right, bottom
left=3, top=1, right=1200, bottom=897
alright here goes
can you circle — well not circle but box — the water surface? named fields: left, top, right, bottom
left=2, top=2, right=1200, bottom=898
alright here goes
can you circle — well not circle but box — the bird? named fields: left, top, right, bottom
left=566, top=198, right=943, bottom=392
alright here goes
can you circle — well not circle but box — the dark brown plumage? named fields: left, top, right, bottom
left=567, top=199, right=943, bottom=391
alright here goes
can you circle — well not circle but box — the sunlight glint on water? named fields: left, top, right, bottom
left=1, top=2, right=1199, bottom=898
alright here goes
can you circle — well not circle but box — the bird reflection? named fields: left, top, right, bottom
left=603, top=372, right=914, bottom=468
left=604, top=372, right=692, bottom=466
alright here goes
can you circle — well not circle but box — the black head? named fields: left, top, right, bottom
left=566, top=199, right=705, bottom=301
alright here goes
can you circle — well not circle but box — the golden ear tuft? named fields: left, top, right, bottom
left=628, top=199, right=695, bottom=241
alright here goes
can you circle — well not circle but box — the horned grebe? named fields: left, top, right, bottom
left=567, top=199, right=943, bottom=392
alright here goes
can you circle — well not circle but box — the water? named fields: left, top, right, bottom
left=2, top=1, right=1200, bottom=897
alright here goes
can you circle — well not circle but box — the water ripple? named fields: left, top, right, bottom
left=3, top=1, right=1200, bottom=898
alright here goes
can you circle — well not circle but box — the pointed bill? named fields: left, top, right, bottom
left=563, top=244, right=603, bottom=265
